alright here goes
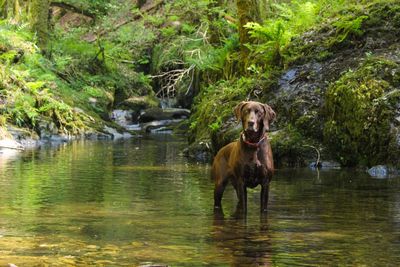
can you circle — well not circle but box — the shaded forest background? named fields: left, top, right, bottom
left=0, top=0, right=399, bottom=168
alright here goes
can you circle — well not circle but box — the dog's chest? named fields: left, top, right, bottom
left=243, top=163, right=264, bottom=188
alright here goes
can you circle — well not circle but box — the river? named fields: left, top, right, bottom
left=0, top=136, right=400, bottom=266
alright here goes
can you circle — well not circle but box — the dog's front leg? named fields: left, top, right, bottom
left=235, top=180, right=247, bottom=212
left=260, top=183, right=270, bottom=213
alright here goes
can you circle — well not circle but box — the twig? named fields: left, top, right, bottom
left=152, top=64, right=195, bottom=98
left=303, top=144, right=320, bottom=167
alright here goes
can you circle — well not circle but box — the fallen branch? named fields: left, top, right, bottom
left=50, top=1, right=96, bottom=19
left=152, top=64, right=195, bottom=99
left=224, top=14, right=237, bottom=24
left=303, top=144, right=320, bottom=167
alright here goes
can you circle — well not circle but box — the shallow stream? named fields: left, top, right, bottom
left=0, top=136, right=400, bottom=266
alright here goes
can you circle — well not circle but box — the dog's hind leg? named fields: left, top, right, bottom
left=214, top=177, right=228, bottom=210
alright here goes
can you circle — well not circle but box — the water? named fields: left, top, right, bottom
left=1, top=136, right=400, bottom=266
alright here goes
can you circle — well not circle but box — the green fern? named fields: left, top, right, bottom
left=333, top=15, right=368, bottom=42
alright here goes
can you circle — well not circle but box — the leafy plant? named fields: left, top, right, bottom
left=333, top=15, right=368, bottom=43
left=324, top=58, right=400, bottom=166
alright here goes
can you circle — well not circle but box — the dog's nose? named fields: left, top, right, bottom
left=248, top=121, right=255, bottom=128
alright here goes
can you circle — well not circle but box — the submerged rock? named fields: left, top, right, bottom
left=367, top=165, right=399, bottom=178
left=184, top=141, right=212, bottom=162
left=103, top=126, right=132, bottom=139
left=309, top=161, right=341, bottom=170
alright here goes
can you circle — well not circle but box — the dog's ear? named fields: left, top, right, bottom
left=234, top=101, right=248, bottom=122
left=262, top=104, right=276, bottom=131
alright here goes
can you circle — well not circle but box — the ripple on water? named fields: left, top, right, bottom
left=0, top=138, right=400, bottom=266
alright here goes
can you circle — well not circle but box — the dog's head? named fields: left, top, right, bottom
left=234, top=101, right=276, bottom=134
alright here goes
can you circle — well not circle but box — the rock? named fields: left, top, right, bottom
left=184, top=141, right=213, bottom=162
left=142, top=120, right=180, bottom=134
left=139, top=108, right=190, bottom=123
left=368, top=165, right=399, bottom=178
left=397, top=133, right=400, bottom=147
left=211, top=119, right=241, bottom=152
left=7, top=126, right=41, bottom=149
left=85, top=131, right=113, bottom=140
left=103, top=126, right=132, bottom=139
left=110, top=109, right=134, bottom=127
left=118, top=96, right=159, bottom=114
left=160, top=98, right=178, bottom=109
left=88, top=97, right=97, bottom=107
left=36, top=118, right=59, bottom=139
left=57, top=10, right=93, bottom=30
left=395, top=116, right=400, bottom=125
left=0, top=139, right=24, bottom=150
left=309, top=161, right=341, bottom=170
left=125, top=124, right=141, bottom=131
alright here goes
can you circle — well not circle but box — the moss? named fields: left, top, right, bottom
left=285, top=1, right=400, bottom=66
left=29, top=0, right=50, bottom=50
left=189, top=77, right=257, bottom=145
left=270, top=126, right=318, bottom=168
left=324, top=57, right=400, bottom=166
left=0, top=50, right=18, bottom=64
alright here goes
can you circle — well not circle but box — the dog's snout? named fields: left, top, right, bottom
left=248, top=121, right=255, bottom=127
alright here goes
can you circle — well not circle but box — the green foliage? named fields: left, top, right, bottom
left=270, top=125, right=315, bottom=167
left=190, top=77, right=260, bottom=143
left=160, top=26, right=177, bottom=39
left=245, top=20, right=290, bottom=66
left=163, top=0, right=209, bottom=23
left=244, top=0, right=320, bottom=68
left=332, top=15, right=368, bottom=43
left=209, top=117, right=222, bottom=133
left=324, top=58, right=400, bottom=166
left=0, top=25, right=96, bottom=134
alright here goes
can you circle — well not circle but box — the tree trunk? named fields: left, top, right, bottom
left=13, top=0, right=20, bottom=21
left=0, top=0, right=13, bottom=18
left=0, top=0, right=6, bottom=18
left=207, top=0, right=225, bottom=45
left=29, top=0, right=50, bottom=51
left=236, top=0, right=261, bottom=75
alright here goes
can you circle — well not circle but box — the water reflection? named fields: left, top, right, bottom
left=212, top=207, right=272, bottom=266
left=0, top=137, right=400, bottom=266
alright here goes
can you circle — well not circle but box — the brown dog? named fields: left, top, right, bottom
left=212, top=101, right=275, bottom=213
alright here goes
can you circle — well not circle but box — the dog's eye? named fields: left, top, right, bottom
left=254, top=109, right=259, bottom=114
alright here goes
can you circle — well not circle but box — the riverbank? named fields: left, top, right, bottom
left=1, top=0, right=399, bottom=169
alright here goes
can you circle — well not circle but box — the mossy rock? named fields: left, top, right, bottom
left=270, top=127, right=321, bottom=168
left=185, top=139, right=213, bottom=162
left=285, top=2, right=400, bottom=66
left=324, top=57, right=400, bottom=167
left=210, top=119, right=241, bottom=153
left=118, top=96, right=159, bottom=113
left=189, top=78, right=256, bottom=145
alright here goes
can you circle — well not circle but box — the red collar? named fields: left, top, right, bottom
left=241, top=132, right=267, bottom=148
